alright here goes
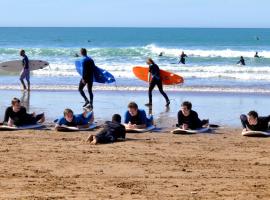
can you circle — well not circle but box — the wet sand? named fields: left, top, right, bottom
left=0, top=128, right=269, bottom=199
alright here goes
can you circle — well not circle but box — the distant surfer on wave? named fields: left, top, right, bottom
left=78, top=48, right=95, bottom=109
left=237, top=56, right=246, bottom=66
left=19, top=49, right=30, bottom=91
left=179, top=51, right=188, bottom=64
left=145, top=58, right=170, bottom=107
left=254, top=52, right=260, bottom=58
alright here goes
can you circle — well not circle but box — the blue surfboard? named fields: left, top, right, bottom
left=75, top=60, right=115, bottom=84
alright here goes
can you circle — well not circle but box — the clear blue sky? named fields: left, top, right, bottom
left=1, top=0, right=269, bottom=28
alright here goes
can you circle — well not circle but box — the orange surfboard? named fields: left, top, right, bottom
left=133, top=66, right=184, bottom=85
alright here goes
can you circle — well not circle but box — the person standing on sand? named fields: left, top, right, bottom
left=179, top=51, right=188, bottom=64
left=145, top=58, right=170, bottom=107
left=78, top=48, right=95, bottom=109
left=19, top=50, right=30, bottom=91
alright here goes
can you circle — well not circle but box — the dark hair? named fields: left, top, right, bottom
left=181, top=101, right=192, bottom=110
left=112, top=114, right=121, bottom=123
left=80, top=48, right=87, bottom=56
left=64, top=108, right=73, bottom=116
left=147, top=58, right=155, bottom=64
left=128, top=102, right=138, bottom=110
left=11, top=98, right=20, bottom=106
left=248, top=111, right=258, bottom=119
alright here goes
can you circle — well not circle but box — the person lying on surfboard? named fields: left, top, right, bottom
left=3, top=98, right=45, bottom=127
left=177, top=101, right=209, bottom=130
left=124, top=102, right=153, bottom=129
left=145, top=58, right=170, bottom=107
left=86, top=114, right=126, bottom=145
left=55, top=108, right=94, bottom=129
left=240, top=111, right=270, bottom=132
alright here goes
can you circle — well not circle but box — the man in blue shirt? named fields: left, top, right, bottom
left=78, top=48, right=95, bottom=109
left=19, top=50, right=30, bottom=91
left=124, top=102, right=153, bottom=129
left=55, top=108, right=94, bottom=129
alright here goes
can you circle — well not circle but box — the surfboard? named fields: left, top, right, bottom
left=0, top=60, right=49, bottom=72
left=242, top=130, right=270, bottom=137
left=0, top=124, right=45, bottom=131
left=126, top=125, right=156, bottom=133
left=75, top=60, right=115, bottom=84
left=171, top=127, right=210, bottom=135
left=55, top=124, right=97, bottom=132
left=133, top=66, right=184, bottom=85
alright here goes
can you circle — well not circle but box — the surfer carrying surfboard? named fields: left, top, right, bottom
left=177, top=101, right=209, bottom=130
left=78, top=48, right=95, bottom=109
left=240, top=111, right=270, bottom=132
left=145, top=58, right=170, bottom=107
left=19, top=49, right=30, bottom=91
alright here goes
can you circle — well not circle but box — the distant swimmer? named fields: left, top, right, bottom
left=74, top=53, right=79, bottom=57
left=19, top=49, right=30, bottom=91
left=159, top=52, right=164, bottom=57
left=179, top=51, right=188, bottom=64
left=256, top=36, right=260, bottom=41
left=254, top=52, right=260, bottom=58
left=237, top=56, right=246, bottom=66
left=87, top=40, right=91, bottom=43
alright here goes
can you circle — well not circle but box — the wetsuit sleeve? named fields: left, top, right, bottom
left=191, top=111, right=202, bottom=129
left=21, top=107, right=27, bottom=115
left=124, top=111, right=130, bottom=124
left=140, top=110, right=148, bottom=126
left=57, top=117, right=66, bottom=126
left=3, top=107, right=11, bottom=123
left=177, top=111, right=183, bottom=126
left=119, top=125, right=126, bottom=139
left=82, top=60, right=87, bottom=80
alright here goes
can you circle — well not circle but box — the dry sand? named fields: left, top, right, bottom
left=0, top=128, right=269, bottom=200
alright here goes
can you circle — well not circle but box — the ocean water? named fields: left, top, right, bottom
left=1, top=27, right=270, bottom=92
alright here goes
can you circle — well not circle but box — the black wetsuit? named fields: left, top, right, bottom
left=177, top=110, right=203, bottom=130
left=3, top=106, right=43, bottom=126
left=179, top=54, right=188, bottom=64
left=78, top=56, right=95, bottom=106
left=95, top=121, right=126, bottom=144
left=148, top=64, right=169, bottom=104
left=240, top=114, right=270, bottom=131
left=237, top=58, right=246, bottom=66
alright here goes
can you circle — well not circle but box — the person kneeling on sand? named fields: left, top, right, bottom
left=3, top=97, right=45, bottom=127
left=177, top=101, right=209, bottom=130
left=124, top=102, right=153, bottom=129
left=55, top=108, right=94, bottom=129
left=86, top=114, right=126, bottom=145
left=240, top=111, right=270, bottom=132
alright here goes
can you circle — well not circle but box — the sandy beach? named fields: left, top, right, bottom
left=0, top=127, right=269, bottom=199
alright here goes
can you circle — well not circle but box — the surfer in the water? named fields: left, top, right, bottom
left=19, top=50, right=30, bottom=91
left=254, top=52, right=260, bottom=58
left=177, top=101, right=209, bottom=130
left=237, top=56, right=246, bottom=66
left=179, top=51, right=188, bottom=64
left=145, top=58, right=170, bottom=107
left=240, top=111, right=270, bottom=132
left=78, top=48, right=95, bottom=109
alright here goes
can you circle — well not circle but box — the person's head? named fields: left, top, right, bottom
left=112, top=114, right=121, bottom=123
left=181, top=101, right=192, bottom=116
left=63, top=108, right=74, bottom=122
left=80, top=48, right=87, bottom=56
left=240, top=56, right=244, bottom=59
left=247, top=111, right=258, bottom=125
left=182, top=51, right=184, bottom=54
left=11, top=98, right=21, bottom=112
left=20, top=49, right=25, bottom=57
left=128, top=102, right=139, bottom=116
left=146, top=58, right=155, bottom=65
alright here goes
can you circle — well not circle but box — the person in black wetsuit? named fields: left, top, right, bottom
left=237, top=56, right=246, bottom=66
left=78, top=48, right=95, bottom=109
left=145, top=58, right=170, bottom=107
left=240, top=111, right=270, bottom=132
left=177, top=101, right=209, bottom=130
left=19, top=49, right=30, bottom=91
left=179, top=51, right=188, bottom=64
left=3, top=98, right=45, bottom=127
left=86, top=114, right=126, bottom=145
left=254, top=52, right=260, bottom=58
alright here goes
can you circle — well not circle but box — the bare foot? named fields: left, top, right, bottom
left=90, top=136, right=97, bottom=145
left=86, top=135, right=94, bottom=143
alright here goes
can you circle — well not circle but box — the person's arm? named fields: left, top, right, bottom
left=3, top=107, right=11, bottom=123
left=177, top=111, right=183, bottom=127
left=123, top=111, right=130, bottom=126
left=148, top=66, right=151, bottom=82
left=82, top=60, right=88, bottom=81
left=135, top=110, right=147, bottom=129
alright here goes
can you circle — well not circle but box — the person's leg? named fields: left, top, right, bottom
left=25, top=69, right=30, bottom=91
left=147, top=80, right=156, bottom=106
left=20, top=69, right=27, bottom=90
left=78, top=79, right=89, bottom=106
left=240, top=114, right=248, bottom=129
left=87, top=81, right=94, bottom=107
left=157, top=80, right=170, bottom=106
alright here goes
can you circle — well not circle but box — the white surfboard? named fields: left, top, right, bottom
left=0, top=60, right=49, bottom=72
left=0, top=124, right=45, bottom=131
left=242, top=130, right=270, bottom=137
left=171, top=127, right=210, bottom=135
left=55, top=124, right=97, bottom=132
left=126, top=125, right=156, bottom=133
